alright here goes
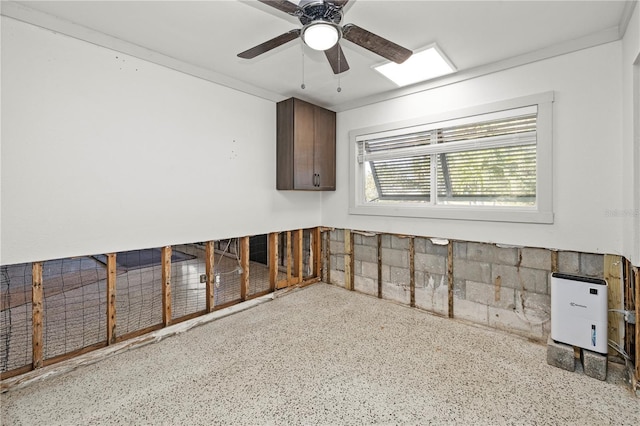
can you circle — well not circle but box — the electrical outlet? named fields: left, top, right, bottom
left=215, top=274, right=221, bottom=284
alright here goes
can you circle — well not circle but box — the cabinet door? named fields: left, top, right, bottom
left=313, top=106, right=336, bottom=190
left=292, top=100, right=316, bottom=189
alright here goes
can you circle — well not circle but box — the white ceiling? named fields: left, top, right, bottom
left=2, top=0, right=636, bottom=111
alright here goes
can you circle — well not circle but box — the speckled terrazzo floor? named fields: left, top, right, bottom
left=2, top=283, right=639, bottom=425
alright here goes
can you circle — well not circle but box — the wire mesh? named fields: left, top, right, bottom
left=275, top=233, right=289, bottom=284
left=277, top=232, right=304, bottom=285
left=1, top=263, right=33, bottom=374
left=303, top=229, right=313, bottom=279
left=42, top=257, right=107, bottom=360
left=171, top=244, right=207, bottom=320
left=2, top=233, right=313, bottom=374
left=213, top=240, right=242, bottom=306
left=248, top=235, right=270, bottom=296
left=278, top=232, right=288, bottom=270
left=114, top=249, right=163, bottom=337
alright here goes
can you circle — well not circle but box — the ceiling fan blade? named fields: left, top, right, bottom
left=342, top=23, right=412, bottom=64
left=258, top=0, right=300, bottom=16
left=324, top=43, right=350, bottom=74
left=238, top=29, right=301, bottom=59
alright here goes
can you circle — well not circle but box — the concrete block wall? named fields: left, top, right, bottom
left=453, top=242, right=553, bottom=339
left=325, top=228, right=605, bottom=342
left=352, top=233, right=378, bottom=297
left=380, top=235, right=411, bottom=305
left=450, top=244, right=602, bottom=340
left=328, top=229, right=345, bottom=287
left=414, top=237, right=448, bottom=316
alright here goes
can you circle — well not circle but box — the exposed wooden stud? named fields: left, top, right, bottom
left=350, top=231, right=355, bottom=291
left=447, top=241, right=454, bottom=318
left=32, top=262, right=44, bottom=369
left=623, top=259, right=633, bottom=362
left=344, top=229, right=353, bottom=291
left=106, top=253, right=117, bottom=344
left=240, top=236, right=250, bottom=300
left=161, top=246, right=172, bottom=327
left=307, top=229, right=314, bottom=278
left=635, top=266, right=639, bottom=387
left=320, top=230, right=326, bottom=282
left=622, top=257, right=636, bottom=372
left=314, top=227, right=322, bottom=279
left=551, top=250, right=559, bottom=273
left=276, top=232, right=290, bottom=290
left=604, top=255, right=623, bottom=357
left=325, top=231, right=331, bottom=284
left=269, top=232, right=278, bottom=291
left=205, top=241, right=215, bottom=313
left=294, top=229, right=303, bottom=284
left=377, top=234, right=382, bottom=299
left=409, top=236, right=415, bottom=308
left=286, top=231, right=292, bottom=285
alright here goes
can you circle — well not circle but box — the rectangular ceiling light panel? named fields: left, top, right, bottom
left=375, top=44, right=456, bottom=87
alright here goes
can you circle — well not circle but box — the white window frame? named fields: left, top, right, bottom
left=349, top=92, right=554, bottom=224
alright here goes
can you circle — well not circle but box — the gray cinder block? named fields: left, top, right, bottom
left=557, top=251, right=580, bottom=274
left=520, top=247, right=552, bottom=270
left=579, top=253, right=604, bottom=277
left=546, top=336, right=575, bottom=372
left=581, top=349, right=607, bottom=381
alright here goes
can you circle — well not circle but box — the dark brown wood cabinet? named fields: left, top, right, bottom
left=276, top=97, right=336, bottom=191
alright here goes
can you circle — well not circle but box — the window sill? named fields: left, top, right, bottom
left=348, top=204, right=554, bottom=224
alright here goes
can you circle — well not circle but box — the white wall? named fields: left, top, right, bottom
left=2, top=14, right=636, bottom=266
left=621, top=3, right=640, bottom=266
left=1, top=17, right=322, bottom=265
left=325, top=41, right=625, bottom=258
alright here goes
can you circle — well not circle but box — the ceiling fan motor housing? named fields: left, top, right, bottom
left=298, top=1, right=343, bottom=26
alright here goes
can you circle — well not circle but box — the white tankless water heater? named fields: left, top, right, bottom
left=550, top=272, right=608, bottom=354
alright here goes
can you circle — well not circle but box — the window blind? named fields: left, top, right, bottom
left=360, top=111, right=537, bottom=203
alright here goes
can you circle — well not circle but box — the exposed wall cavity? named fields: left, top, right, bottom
left=325, top=229, right=604, bottom=342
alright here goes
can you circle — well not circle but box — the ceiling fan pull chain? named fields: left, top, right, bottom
left=301, top=41, right=306, bottom=90
left=337, top=44, right=342, bottom=93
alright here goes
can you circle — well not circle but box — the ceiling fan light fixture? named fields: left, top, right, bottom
left=302, top=22, right=340, bottom=51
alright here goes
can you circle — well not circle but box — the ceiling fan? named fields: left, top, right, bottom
left=238, top=0, right=412, bottom=74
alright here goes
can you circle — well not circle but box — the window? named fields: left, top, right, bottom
left=350, top=93, right=554, bottom=223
